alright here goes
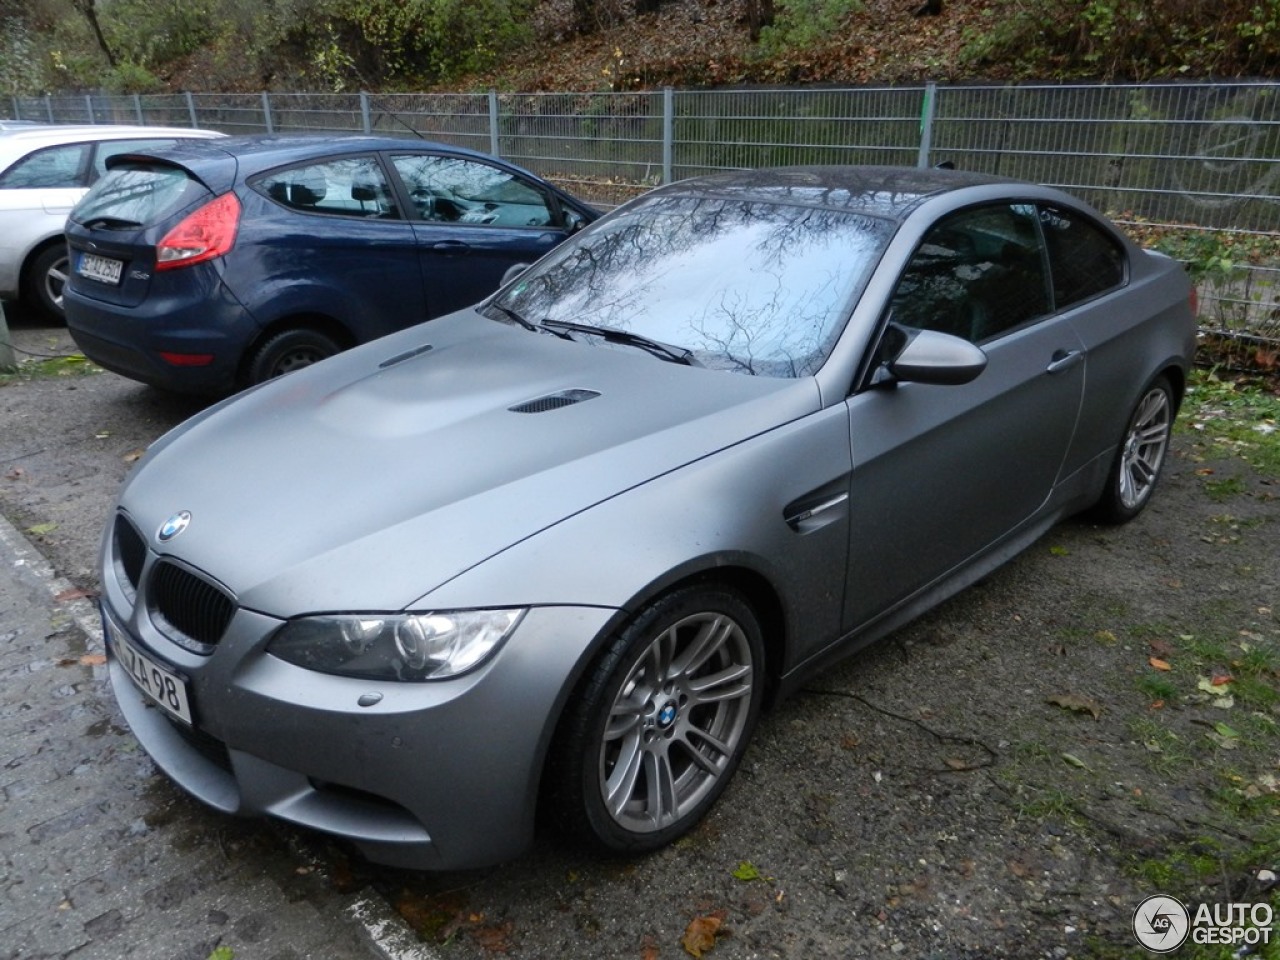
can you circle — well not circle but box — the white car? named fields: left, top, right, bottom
left=0, top=124, right=223, bottom=319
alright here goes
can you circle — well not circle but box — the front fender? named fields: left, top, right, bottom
left=419, top=403, right=855, bottom=678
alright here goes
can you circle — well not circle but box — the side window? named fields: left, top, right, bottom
left=391, top=154, right=554, bottom=228
left=92, top=139, right=180, bottom=177
left=890, top=204, right=1050, bottom=343
left=0, top=144, right=90, bottom=189
left=1039, top=206, right=1126, bottom=309
left=256, top=156, right=399, bottom=219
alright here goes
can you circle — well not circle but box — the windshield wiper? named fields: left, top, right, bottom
left=541, top=319, right=700, bottom=366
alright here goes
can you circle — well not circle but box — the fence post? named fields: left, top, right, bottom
left=360, top=92, right=372, bottom=134
left=261, top=92, right=274, bottom=134
left=185, top=91, right=197, bottom=128
left=85, top=94, right=94, bottom=123
left=133, top=93, right=143, bottom=124
left=489, top=89, right=500, bottom=158
left=917, top=81, right=937, bottom=168
left=663, top=87, right=674, bottom=185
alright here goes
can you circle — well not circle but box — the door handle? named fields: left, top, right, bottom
left=1046, top=349, right=1084, bottom=374
left=430, top=240, right=470, bottom=252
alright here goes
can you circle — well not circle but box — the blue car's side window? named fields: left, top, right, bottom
left=256, top=156, right=400, bottom=220
left=390, top=154, right=554, bottom=228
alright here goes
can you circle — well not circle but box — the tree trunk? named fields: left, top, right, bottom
left=74, top=0, right=116, bottom=68
left=746, top=0, right=776, bottom=41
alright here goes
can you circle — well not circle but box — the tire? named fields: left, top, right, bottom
left=549, top=585, right=764, bottom=854
left=246, top=328, right=341, bottom=385
left=23, top=245, right=70, bottom=321
left=1092, top=376, right=1174, bottom=524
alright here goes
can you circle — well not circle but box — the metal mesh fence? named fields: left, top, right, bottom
left=7, top=82, right=1279, bottom=346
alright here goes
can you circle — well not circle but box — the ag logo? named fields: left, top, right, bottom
left=1132, top=894, right=1191, bottom=953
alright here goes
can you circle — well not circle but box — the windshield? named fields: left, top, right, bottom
left=492, top=194, right=893, bottom=378
left=71, top=163, right=208, bottom=227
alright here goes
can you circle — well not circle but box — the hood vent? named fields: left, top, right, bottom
left=509, top=389, right=600, bottom=414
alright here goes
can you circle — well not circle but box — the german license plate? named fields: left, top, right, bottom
left=78, top=252, right=124, bottom=285
left=105, top=614, right=193, bottom=725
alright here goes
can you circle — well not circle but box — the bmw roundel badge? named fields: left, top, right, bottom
left=157, top=511, right=192, bottom=543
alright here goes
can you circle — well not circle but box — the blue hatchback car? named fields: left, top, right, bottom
left=64, top=136, right=598, bottom=394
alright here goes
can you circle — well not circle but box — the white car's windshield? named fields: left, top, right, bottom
left=492, top=194, right=894, bottom=378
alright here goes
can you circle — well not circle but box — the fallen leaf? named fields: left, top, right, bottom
left=26, top=522, right=57, bottom=536
left=681, top=911, right=728, bottom=958
left=1148, top=638, right=1174, bottom=658
left=1213, top=722, right=1239, bottom=739
left=1007, top=859, right=1032, bottom=878
left=1061, top=752, right=1090, bottom=770
left=1046, top=693, right=1103, bottom=720
left=732, top=861, right=761, bottom=882
left=1149, top=657, right=1172, bottom=671
left=79, top=653, right=107, bottom=666
left=472, top=921, right=513, bottom=953
left=944, top=757, right=977, bottom=770
left=122, top=448, right=146, bottom=463
left=4, top=467, right=24, bottom=480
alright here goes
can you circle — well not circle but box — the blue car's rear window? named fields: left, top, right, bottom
left=70, top=163, right=209, bottom=228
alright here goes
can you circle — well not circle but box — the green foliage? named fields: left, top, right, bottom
left=756, top=0, right=863, bottom=57
left=0, top=18, right=43, bottom=94
left=311, top=0, right=534, bottom=87
left=961, top=0, right=1280, bottom=80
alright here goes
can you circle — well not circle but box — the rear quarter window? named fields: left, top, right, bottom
left=1039, top=206, right=1127, bottom=310
left=70, top=163, right=208, bottom=227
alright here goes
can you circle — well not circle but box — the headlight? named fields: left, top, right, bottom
left=267, top=609, right=526, bottom=681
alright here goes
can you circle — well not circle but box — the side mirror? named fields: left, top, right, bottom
left=876, top=326, right=987, bottom=387
left=500, top=263, right=530, bottom=288
left=565, top=210, right=588, bottom=234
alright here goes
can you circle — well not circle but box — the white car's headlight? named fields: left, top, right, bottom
left=267, top=609, right=526, bottom=681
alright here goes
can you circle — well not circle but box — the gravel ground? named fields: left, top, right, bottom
left=2, top=308, right=1277, bottom=960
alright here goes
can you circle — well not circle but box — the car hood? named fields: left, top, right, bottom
left=119, top=312, right=821, bottom=616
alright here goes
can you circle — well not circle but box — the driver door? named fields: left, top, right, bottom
left=841, top=202, right=1087, bottom=632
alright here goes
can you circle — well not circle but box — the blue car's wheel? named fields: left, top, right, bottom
left=247, top=327, right=341, bottom=385
left=552, top=585, right=764, bottom=854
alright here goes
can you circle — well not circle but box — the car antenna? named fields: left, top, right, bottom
left=345, top=64, right=428, bottom=141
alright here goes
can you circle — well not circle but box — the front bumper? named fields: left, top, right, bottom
left=101, top=519, right=615, bottom=870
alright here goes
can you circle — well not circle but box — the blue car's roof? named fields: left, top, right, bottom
left=104, top=134, right=583, bottom=205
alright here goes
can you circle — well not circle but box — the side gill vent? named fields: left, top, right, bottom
left=509, top=389, right=601, bottom=414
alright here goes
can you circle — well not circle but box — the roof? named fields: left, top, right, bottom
left=652, top=165, right=1019, bottom=221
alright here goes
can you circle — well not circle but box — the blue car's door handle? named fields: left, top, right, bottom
left=1046, top=349, right=1084, bottom=374
left=431, top=240, right=471, bottom=252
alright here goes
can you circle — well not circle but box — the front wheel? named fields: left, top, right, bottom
left=1093, top=376, right=1175, bottom=524
left=246, top=327, right=341, bottom=385
left=550, top=585, right=765, bottom=854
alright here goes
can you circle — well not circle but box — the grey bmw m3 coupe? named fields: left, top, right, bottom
left=98, top=166, right=1196, bottom=870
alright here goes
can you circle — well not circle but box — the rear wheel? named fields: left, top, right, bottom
left=1093, top=376, right=1174, bottom=524
left=23, top=245, right=69, bottom=321
left=246, top=328, right=341, bottom=385
left=550, top=585, right=764, bottom=854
